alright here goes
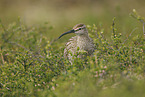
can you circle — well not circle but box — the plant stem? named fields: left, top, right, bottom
left=0, top=48, right=5, bottom=64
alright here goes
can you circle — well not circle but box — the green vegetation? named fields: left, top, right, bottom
left=0, top=9, right=145, bottom=97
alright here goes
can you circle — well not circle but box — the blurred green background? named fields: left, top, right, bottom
left=0, top=0, right=145, bottom=40
left=0, top=1, right=145, bottom=96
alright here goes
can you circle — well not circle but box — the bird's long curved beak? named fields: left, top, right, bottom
left=58, top=29, right=75, bottom=39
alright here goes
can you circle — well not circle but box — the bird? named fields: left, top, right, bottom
left=58, top=23, right=95, bottom=61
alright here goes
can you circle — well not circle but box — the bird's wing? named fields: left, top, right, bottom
left=64, top=36, right=77, bottom=59
left=87, top=37, right=95, bottom=55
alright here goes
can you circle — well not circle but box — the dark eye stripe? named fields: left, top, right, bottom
left=75, top=27, right=84, bottom=31
left=79, top=28, right=82, bottom=30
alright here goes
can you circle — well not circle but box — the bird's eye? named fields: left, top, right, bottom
left=79, top=28, right=82, bottom=30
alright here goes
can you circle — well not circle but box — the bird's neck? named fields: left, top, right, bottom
left=77, top=35, right=90, bottom=49
left=77, top=34, right=89, bottom=39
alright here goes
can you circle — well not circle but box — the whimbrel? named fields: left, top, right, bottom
left=58, top=24, right=95, bottom=61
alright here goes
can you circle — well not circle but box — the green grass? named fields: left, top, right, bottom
left=0, top=9, right=145, bottom=97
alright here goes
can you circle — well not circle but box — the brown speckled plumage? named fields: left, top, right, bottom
left=63, top=24, right=95, bottom=60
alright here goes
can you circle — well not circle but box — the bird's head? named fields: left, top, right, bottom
left=58, top=23, right=87, bottom=39
left=73, top=24, right=87, bottom=35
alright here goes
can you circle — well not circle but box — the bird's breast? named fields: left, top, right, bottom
left=77, top=36, right=94, bottom=54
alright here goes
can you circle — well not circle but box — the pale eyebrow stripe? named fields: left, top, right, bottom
left=75, top=27, right=81, bottom=31
left=74, top=26, right=85, bottom=31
